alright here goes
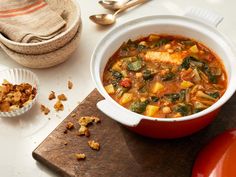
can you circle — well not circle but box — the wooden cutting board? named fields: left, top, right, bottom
left=33, top=89, right=236, bottom=177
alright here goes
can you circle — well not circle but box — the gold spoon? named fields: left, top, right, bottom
left=99, top=0, right=130, bottom=11
left=90, top=0, right=148, bottom=26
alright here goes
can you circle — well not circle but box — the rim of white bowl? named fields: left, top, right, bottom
left=91, top=15, right=236, bottom=122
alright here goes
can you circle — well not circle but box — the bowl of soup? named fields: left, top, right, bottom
left=90, top=8, right=236, bottom=138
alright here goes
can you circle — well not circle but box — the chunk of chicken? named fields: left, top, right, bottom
left=145, top=51, right=184, bottom=65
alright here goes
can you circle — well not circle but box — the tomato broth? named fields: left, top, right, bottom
left=103, top=34, right=227, bottom=118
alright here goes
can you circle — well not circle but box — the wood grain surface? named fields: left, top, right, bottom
left=32, top=89, right=236, bottom=177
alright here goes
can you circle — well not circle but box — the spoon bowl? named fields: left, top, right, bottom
left=90, top=14, right=115, bottom=25
left=99, top=0, right=130, bottom=10
left=90, top=0, right=148, bottom=26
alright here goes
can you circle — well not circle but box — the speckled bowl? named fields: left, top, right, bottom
left=0, top=0, right=81, bottom=55
left=0, top=68, right=39, bottom=117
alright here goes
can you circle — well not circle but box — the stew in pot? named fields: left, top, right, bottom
left=103, top=34, right=227, bottom=118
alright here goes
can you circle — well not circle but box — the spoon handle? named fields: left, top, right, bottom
left=114, top=0, right=149, bottom=16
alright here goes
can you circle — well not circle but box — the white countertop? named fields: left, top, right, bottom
left=0, top=0, right=235, bottom=176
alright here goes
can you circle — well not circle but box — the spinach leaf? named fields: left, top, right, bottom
left=203, top=64, right=218, bottom=84
left=164, top=93, right=180, bottom=102
left=174, top=103, right=191, bottom=116
left=154, top=38, right=170, bottom=48
left=139, top=85, right=147, bottom=93
left=112, top=71, right=123, bottom=80
left=179, top=89, right=186, bottom=102
left=116, top=86, right=128, bottom=98
left=127, top=39, right=138, bottom=49
left=150, top=96, right=159, bottom=102
left=208, top=92, right=220, bottom=99
left=181, top=40, right=195, bottom=46
left=130, top=101, right=149, bottom=113
left=137, top=44, right=147, bottom=52
left=193, top=108, right=203, bottom=113
left=142, top=69, right=154, bottom=80
left=161, top=72, right=176, bottom=81
left=127, top=60, right=142, bottom=72
left=181, top=56, right=199, bottom=69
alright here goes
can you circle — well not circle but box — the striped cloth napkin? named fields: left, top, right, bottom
left=0, top=0, right=66, bottom=43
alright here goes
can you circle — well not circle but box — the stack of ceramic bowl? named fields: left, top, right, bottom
left=0, top=0, right=81, bottom=69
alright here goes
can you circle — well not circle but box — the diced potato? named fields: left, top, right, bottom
left=189, top=45, right=199, bottom=53
left=121, top=70, right=128, bottom=77
left=140, top=97, right=147, bottom=102
left=120, top=93, right=133, bottom=105
left=112, top=61, right=122, bottom=72
left=145, top=51, right=183, bottom=65
left=180, top=81, right=194, bottom=89
left=151, top=82, right=164, bottom=93
left=105, top=84, right=115, bottom=94
left=148, top=34, right=160, bottom=41
left=146, top=105, right=159, bottom=117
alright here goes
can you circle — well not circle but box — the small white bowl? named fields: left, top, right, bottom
left=0, top=68, right=39, bottom=117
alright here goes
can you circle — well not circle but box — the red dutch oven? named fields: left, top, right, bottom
left=90, top=8, right=236, bottom=139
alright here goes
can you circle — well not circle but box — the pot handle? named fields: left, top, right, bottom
left=97, top=99, right=141, bottom=127
left=184, top=7, right=223, bottom=27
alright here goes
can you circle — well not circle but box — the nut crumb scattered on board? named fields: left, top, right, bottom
left=93, top=117, right=101, bottom=123
left=40, top=104, right=50, bottom=115
left=78, top=125, right=90, bottom=137
left=66, top=122, right=74, bottom=130
left=68, top=81, right=73, bottom=89
left=88, top=140, right=100, bottom=151
left=71, top=113, right=76, bottom=117
left=78, top=116, right=100, bottom=126
left=58, top=94, right=67, bottom=101
left=75, top=153, right=86, bottom=160
left=64, top=141, right=68, bottom=145
left=48, top=91, right=56, bottom=100
left=54, top=100, right=64, bottom=111
left=78, top=116, right=94, bottom=126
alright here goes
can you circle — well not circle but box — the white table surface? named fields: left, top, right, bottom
left=0, top=0, right=235, bottom=176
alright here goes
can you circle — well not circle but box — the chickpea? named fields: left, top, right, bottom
left=167, top=49, right=174, bottom=53
left=164, top=44, right=171, bottom=49
left=162, top=106, right=171, bottom=114
left=135, top=72, right=143, bottom=78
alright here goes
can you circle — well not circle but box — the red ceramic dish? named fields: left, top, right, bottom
left=91, top=8, right=236, bottom=138
left=192, top=129, right=236, bottom=177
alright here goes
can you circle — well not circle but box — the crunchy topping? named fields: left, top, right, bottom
left=58, top=94, right=67, bottom=101
left=78, top=125, right=90, bottom=137
left=54, top=100, right=64, bottom=111
left=75, top=153, right=86, bottom=160
left=78, top=116, right=100, bottom=126
left=78, top=116, right=94, bottom=126
left=92, top=117, right=101, bottom=123
left=40, top=104, right=50, bottom=115
left=71, top=113, right=77, bottom=117
left=68, top=81, right=73, bottom=89
left=88, top=140, right=100, bottom=150
left=48, top=91, right=56, bottom=100
left=66, top=121, right=74, bottom=130
left=0, top=80, right=36, bottom=112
